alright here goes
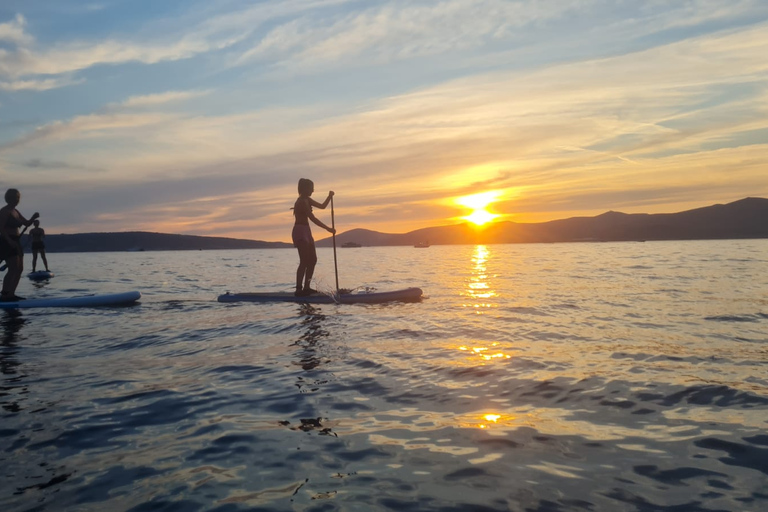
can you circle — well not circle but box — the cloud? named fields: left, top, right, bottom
left=0, top=111, right=179, bottom=153
left=19, top=158, right=104, bottom=173
left=3, top=10, right=768, bottom=240
left=3, top=0, right=766, bottom=95
left=237, top=0, right=593, bottom=68
left=233, top=0, right=768, bottom=77
left=0, top=14, right=31, bottom=45
left=0, top=38, right=225, bottom=79
left=0, top=1, right=353, bottom=80
left=0, top=76, right=83, bottom=91
left=119, top=90, right=211, bottom=108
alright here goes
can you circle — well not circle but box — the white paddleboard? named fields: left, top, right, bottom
left=218, top=287, right=423, bottom=304
left=0, top=291, right=141, bottom=309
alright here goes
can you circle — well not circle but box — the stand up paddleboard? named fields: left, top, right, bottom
left=0, top=291, right=141, bottom=309
left=218, top=287, right=423, bottom=305
left=225, top=198, right=423, bottom=305
left=28, top=270, right=55, bottom=281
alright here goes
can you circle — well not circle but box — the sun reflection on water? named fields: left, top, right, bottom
left=458, top=344, right=512, bottom=361
left=463, top=245, right=497, bottom=309
left=477, top=413, right=515, bottom=429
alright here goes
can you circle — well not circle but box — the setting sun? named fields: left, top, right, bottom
left=456, top=191, right=502, bottom=226
left=465, top=209, right=497, bottom=226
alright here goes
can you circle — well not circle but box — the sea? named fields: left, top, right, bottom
left=1, top=240, right=766, bottom=512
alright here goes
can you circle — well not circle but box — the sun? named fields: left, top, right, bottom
left=465, top=209, right=497, bottom=226
left=456, top=191, right=502, bottom=226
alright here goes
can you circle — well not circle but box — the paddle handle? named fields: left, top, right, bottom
left=331, top=196, right=339, bottom=294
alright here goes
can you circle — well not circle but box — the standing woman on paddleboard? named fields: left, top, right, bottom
left=0, top=189, right=39, bottom=301
left=292, top=178, right=335, bottom=296
left=30, top=220, right=50, bottom=273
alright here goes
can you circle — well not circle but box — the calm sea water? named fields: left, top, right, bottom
left=1, top=240, right=766, bottom=511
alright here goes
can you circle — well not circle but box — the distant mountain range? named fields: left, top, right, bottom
left=29, top=197, right=767, bottom=253
left=317, top=197, right=768, bottom=247
left=37, top=232, right=292, bottom=253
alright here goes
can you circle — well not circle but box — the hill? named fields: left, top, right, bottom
left=24, top=198, right=767, bottom=252
left=317, top=197, right=768, bottom=246
left=35, top=232, right=291, bottom=253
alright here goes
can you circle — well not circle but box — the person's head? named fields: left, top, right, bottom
left=33, top=220, right=40, bottom=227
left=298, top=178, right=314, bottom=196
left=4, top=188, right=20, bottom=207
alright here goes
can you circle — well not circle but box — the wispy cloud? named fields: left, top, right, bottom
left=0, top=0, right=352, bottom=80
left=6, top=20, right=768, bottom=177
left=236, top=0, right=596, bottom=68
left=119, top=90, right=211, bottom=108
left=0, top=76, right=83, bottom=91
left=2, top=2, right=768, bottom=240
left=0, top=14, right=31, bottom=45
left=0, top=111, right=178, bottom=153
left=3, top=1, right=766, bottom=90
left=0, top=89, right=210, bottom=152
left=19, top=157, right=104, bottom=173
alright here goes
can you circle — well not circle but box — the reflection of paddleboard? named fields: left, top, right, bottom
left=28, top=270, right=55, bottom=281
left=218, top=287, right=423, bottom=304
left=0, top=291, right=141, bottom=309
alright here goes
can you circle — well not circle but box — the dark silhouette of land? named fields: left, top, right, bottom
left=27, top=198, right=767, bottom=252
left=318, top=197, right=768, bottom=247
left=35, top=232, right=291, bottom=253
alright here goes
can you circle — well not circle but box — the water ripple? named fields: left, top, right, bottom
left=2, top=242, right=767, bottom=511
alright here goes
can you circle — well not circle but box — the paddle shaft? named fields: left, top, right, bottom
left=331, top=196, right=339, bottom=293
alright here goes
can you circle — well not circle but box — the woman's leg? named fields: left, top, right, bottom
left=11, top=254, right=23, bottom=293
left=295, top=242, right=317, bottom=294
left=296, top=251, right=306, bottom=293
left=302, top=244, right=318, bottom=291
left=2, top=255, right=21, bottom=298
left=32, top=249, right=38, bottom=272
left=41, top=249, right=49, bottom=271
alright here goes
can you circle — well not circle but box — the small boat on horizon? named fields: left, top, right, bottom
left=342, top=242, right=362, bottom=248
left=414, top=241, right=430, bottom=248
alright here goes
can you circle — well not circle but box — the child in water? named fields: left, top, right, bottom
left=292, top=178, right=335, bottom=296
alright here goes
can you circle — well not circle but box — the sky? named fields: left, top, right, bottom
left=1, top=0, right=767, bottom=243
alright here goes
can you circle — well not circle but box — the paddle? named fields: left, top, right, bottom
left=331, top=195, right=339, bottom=294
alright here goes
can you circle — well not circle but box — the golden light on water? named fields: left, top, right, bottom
left=464, top=245, right=497, bottom=308
left=458, top=344, right=512, bottom=361
left=458, top=245, right=512, bottom=371
left=476, top=413, right=515, bottom=429
left=455, top=191, right=502, bottom=226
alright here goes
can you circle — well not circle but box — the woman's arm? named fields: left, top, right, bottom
left=19, top=211, right=40, bottom=227
left=309, top=191, right=334, bottom=209
left=308, top=212, right=335, bottom=233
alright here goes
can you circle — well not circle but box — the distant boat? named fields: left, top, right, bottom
left=342, top=242, right=362, bottom=248
left=414, top=241, right=430, bottom=248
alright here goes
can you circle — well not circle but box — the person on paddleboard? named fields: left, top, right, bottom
left=292, top=178, right=335, bottom=296
left=0, top=188, right=40, bottom=301
left=30, top=220, right=50, bottom=273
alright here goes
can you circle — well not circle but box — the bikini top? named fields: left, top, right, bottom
left=293, top=197, right=311, bottom=226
